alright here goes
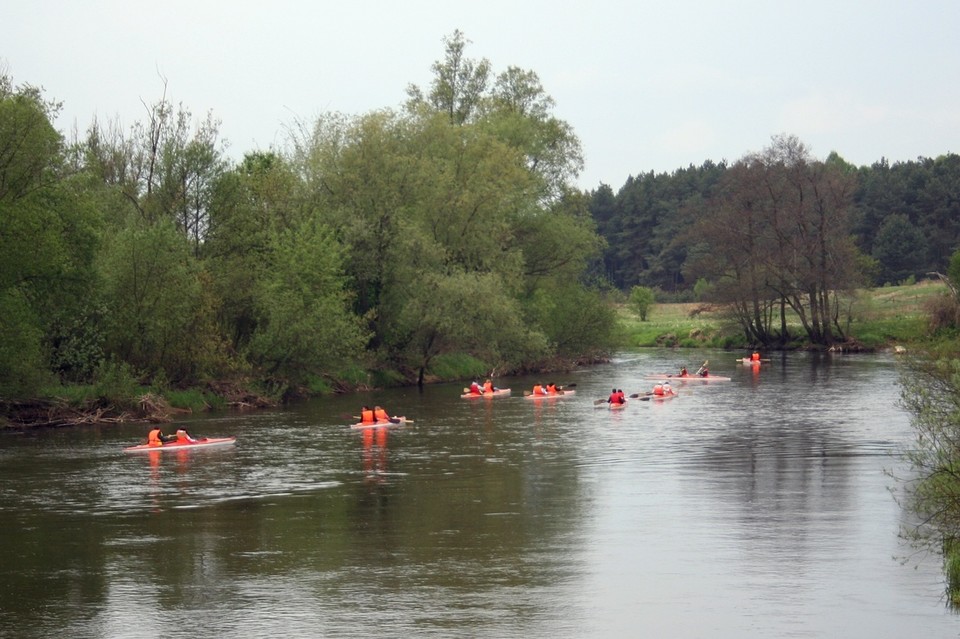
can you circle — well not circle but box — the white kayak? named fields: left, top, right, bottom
left=124, top=436, right=236, bottom=453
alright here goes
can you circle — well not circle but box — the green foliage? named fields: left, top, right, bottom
left=427, top=353, right=490, bottom=380
left=0, top=289, right=47, bottom=397
left=93, top=359, right=142, bottom=407
left=245, top=219, right=368, bottom=382
left=96, top=219, right=205, bottom=382
left=629, top=285, right=656, bottom=321
left=948, top=249, right=960, bottom=293
left=526, top=283, right=617, bottom=358
left=693, top=278, right=711, bottom=302
left=872, top=213, right=927, bottom=285
left=164, top=388, right=223, bottom=412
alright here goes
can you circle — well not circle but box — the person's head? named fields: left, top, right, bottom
left=612, top=388, right=617, bottom=393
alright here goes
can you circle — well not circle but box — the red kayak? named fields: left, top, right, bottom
left=123, top=436, right=236, bottom=453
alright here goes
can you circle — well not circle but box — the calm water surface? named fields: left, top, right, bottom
left=1, top=350, right=957, bottom=638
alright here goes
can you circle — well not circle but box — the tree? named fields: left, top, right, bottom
left=245, top=220, right=367, bottom=387
left=871, top=213, right=928, bottom=284
left=629, top=286, right=655, bottom=321
left=406, top=29, right=491, bottom=126
left=686, top=135, right=864, bottom=347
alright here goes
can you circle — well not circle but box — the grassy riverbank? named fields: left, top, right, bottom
left=618, top=279, right=945, bottom=350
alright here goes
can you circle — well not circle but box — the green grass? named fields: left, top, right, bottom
left=619, top=280, right=948, bottom=350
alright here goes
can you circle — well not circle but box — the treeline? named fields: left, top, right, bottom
left=0, top=32, right=618, bottom=402
left=589, top=136, right=960, bottom=347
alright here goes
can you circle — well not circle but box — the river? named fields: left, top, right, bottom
left=0, top=349, right=957, bottom=638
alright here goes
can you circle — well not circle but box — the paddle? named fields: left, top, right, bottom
left=695, top=359, right=708, bottom=375
left=629, top=392, right=654, bottom=399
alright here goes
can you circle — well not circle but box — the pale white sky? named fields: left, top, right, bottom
left=3, top=0, right=958, bottom=190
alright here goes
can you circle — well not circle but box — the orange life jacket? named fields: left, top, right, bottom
left=147, top=428, right=163, bottom=446
left=546, top=384, right=558, bottom=394
left=361, top=409, right=375, bottom=424
left=483, top=381, right=494, bottom=393
left=469, top=383, right=482, bottom=395
left=374, top=408, right=390, bottom=422
left=653, top=384, right=664, bottom=396
left=533, top=385, right=547, bottom=395
left=751, top=352, right=760, bottom=361
left=175, top=430, right=192, bottom=443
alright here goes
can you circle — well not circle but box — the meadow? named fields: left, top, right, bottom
left=618, top=279, right=947, bottom=350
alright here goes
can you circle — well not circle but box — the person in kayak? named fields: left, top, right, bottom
left=750, top=351, right=761, bottom=362
left=546, top=383, right=560, bottom=394
left=653, top=382, right=665, bottom=396
left=662, top=381, right=673, bottom=396
left=607, top=388, right=625, bottom=405
left=147, top=426, right=174, bottom=447
left=679, top=367, right=689, bottom=377
left=360, top=406, right=376, bottom=424
left=482, top=379, right=498, bottom=393
left=532, top=383, right=549, bottom=396
left=373, top=406, right=401, bottom=424
left=699, top=366, right=709, bottom=377
left=175, top=428, right=197, bottom=443
left=468, top=381, right=483, bottom=395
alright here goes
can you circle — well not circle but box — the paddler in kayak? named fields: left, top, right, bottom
left=532, top=383, right=549, bottom=396
left=546, top=382, right=560, bottom=395
left=679, top=367, right=689, bottom=377
left=699, top=365, right=709, bottom=377
left=373, top=405, right=401, bottom=424
left=482, top=379, right=498, bottom=393
left=468, top=381, right=483, bottom=395
left=607, top=388, right=625, bottom=405
left=360, top=406, right=376, bottom=424
left=147, top=426, right=175, bottom=447
left=174, top=428, right=197, bottom=443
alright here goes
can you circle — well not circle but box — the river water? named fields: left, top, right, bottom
left=1, top=349, right=957, bottom=638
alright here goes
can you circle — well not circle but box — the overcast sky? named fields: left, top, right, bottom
left=3, top=0, right=958, bottom=190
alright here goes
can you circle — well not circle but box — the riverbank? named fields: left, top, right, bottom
left=1, top=281, right=944, bottom=430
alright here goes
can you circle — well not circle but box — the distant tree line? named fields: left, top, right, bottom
left=0, top=32, right=618, bottom=402
left=589, top=136, right=960, bottom=347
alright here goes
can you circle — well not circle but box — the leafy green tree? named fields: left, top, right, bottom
left=245, top=220, right=367, bottom=386
left=406, top=29, right=491, bottom=125
left=0, top=73, right=103, bottom=395
left=96, top=219, right=207, bottom=383
left=629, top=286, right=655, bottom=321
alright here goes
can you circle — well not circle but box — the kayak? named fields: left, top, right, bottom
left=351, top=417, right=410, bottom=430
left=637, top=391, right=679, bottom=402
left=643, top=374, right=731, bottom=382
left=460, top=388, right=512, bottom=398
left=608, top=401, right=628, bottom=410
left=123, top=436, right=236, bottom=453
left=737, top=358, right=763, bottom=366
left=524, top=389, right=576, bottom=399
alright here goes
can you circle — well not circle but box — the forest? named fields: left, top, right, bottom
left=589, top=140, right=960, bottom=348
left=2, top=30, right=959, bottom=411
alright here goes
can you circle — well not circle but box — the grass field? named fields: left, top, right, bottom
left=619, top=279, right=948, bottom=350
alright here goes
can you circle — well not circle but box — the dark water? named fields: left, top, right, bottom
left=1, top=350, right=957, bottom=638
